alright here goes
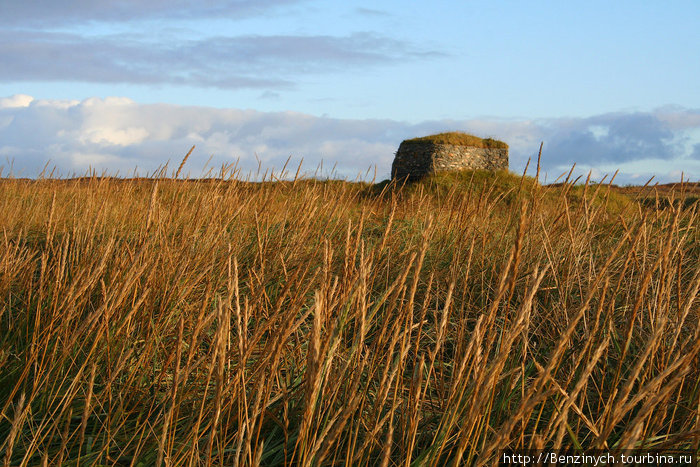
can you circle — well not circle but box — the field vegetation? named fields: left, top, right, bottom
left=403, top=132, right=508, bottom=149
left=0, top=165, right=698, bottom=465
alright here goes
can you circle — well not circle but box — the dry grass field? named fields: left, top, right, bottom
left=0, top=168, right=698, bottom=465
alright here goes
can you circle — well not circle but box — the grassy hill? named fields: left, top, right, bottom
left=0, top=170, right=698, bottom=465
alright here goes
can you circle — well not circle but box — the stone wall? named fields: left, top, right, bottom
left=391, top=140, right=509, bottom=181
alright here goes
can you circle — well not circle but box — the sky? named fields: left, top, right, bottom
left=1, top=0, right=699, bottom=183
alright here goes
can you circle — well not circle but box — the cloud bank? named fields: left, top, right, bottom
left=1, top=95, right=698, bottom=183
left=0, top=1, right=303, bottom=26
left=0, top=30, right=430, bottom=90
left=0, top=1, right=438, bottom=92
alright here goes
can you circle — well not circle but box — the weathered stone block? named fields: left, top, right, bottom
left=391, top=132, right=508, bottom=181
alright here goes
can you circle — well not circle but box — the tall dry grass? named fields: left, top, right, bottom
left=0, top=167, right=698, bottom=465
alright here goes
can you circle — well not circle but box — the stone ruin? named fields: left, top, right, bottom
left=391, top=132, right=509, bottom=181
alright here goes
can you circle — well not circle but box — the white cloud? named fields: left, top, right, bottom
left=0, top=94, right=33, bottom=109
left=0, top=95, right=698, bottom=183
left=82, top=97, right=136, bottom=107
left=79, top=127, right=150, bottom=146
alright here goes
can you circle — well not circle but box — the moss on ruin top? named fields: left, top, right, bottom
left=405, top=132, right=508, bottom=149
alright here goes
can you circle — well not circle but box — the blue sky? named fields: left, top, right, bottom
left=1, top=0, right=699, bottom=182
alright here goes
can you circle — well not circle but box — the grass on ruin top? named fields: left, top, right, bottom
left=404, top=131, right=508, bottom=149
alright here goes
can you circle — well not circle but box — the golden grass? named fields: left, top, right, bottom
left=404, top=132, right=508, bottom=149
left=0, top=169, right=698, bottom=465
